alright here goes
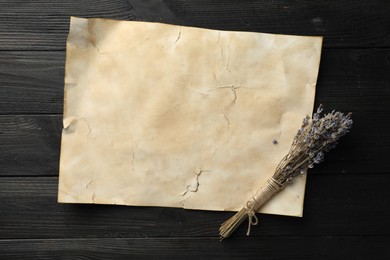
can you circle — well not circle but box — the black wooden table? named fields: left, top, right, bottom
left=1, top=1, right=390, bottom=259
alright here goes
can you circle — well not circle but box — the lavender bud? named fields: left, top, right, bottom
left=313, top=113, right=320, bottom=121
left=314, top=152, right=324, bottom=164
left=322, top=131, right=331, bottom=139
left=302, top=116, right=310, bottom=126
left=317, top=104, right=323, bottom=114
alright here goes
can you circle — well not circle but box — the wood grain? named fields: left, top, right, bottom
left=0, top=175, right=389, bottom=239
left=0, top=237, right=389, bottom=259
left=0, top=51, right=65, bottom=114
left=164, top=0, right=390, bottom=48
left=0, top=105, right=388, bottom=176
left=1, top=49, right=389, bottom=115
left=0, top=0, right=136, bottom=51
left=0, top=1, right=389, bottom=258
left=0, top=1, right=389, bottom=50
left=2, top=49, right=389, bottom=175
left=0, top=116, right=61, bottom=176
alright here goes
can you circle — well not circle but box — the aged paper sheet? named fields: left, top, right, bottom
left=58, top=17, right=322, bottom=216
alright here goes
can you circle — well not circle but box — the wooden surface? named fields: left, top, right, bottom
left=0, top=1, right=389, bottom=259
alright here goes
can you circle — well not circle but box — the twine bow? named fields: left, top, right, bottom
left=246, top=202, right=259, bottom=235
left=244, top=177, right=283, bottom=236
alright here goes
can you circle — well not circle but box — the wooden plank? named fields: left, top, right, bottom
left=0, top=237, right=389, bottom=259
left=0, top=1, right=389, bottom=50
left=0, top=52, right=388, bottom=175
left=0, top=175, right=389, bottom=239
left=317, top=49, right=390, bottom=112
left=0, top=106, right=389, bottom=176
left=0, top=0, right=136, bottom=51
left=0, top=51, right=65, bottom=114
left=0, top=116, right=61, bottom=176
left=1, top=49, right=389, bottom=115
left=164, top=0, right=390, bottom=48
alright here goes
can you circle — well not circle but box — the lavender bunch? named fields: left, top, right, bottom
left=273, top=105, right=353, bottom=185
left=219, top=105, right=352, bottom=241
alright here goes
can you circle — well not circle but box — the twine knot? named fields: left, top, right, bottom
left=246, top=205, right=259, bottom=236
left=245, top=177, right=282, bottom=236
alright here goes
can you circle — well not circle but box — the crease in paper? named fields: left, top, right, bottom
left=58, top=17, right=323, bottom=217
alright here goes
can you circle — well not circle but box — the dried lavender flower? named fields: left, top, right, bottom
left=273, top=105, right=352, bottom=185
left=219, top=105, right=352, bottom=240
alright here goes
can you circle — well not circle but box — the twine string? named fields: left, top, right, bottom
left=246, top=204, right=259, bottom=236
left=245, top=177, right=282, bottom=236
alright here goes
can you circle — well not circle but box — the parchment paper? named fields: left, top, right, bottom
left=58, top=17, right=322, bottom=216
